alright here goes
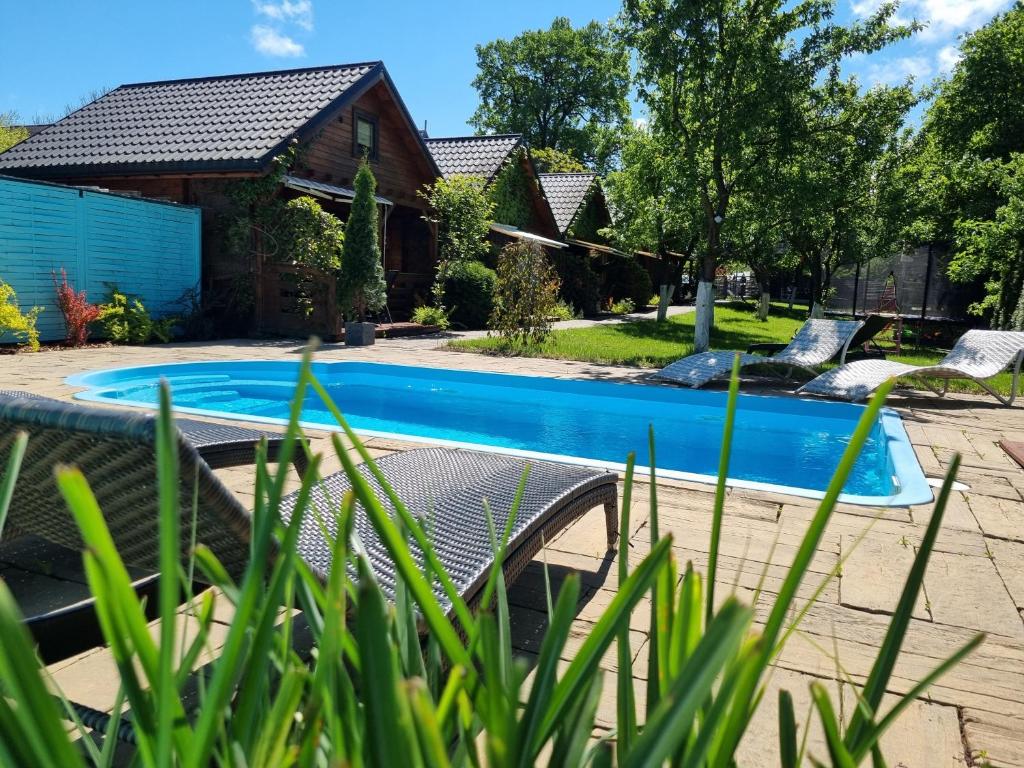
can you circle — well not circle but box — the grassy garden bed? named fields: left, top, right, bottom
left=450, top=302, right=1016, bottom=398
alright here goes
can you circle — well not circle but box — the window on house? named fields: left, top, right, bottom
left=353, top=110, right=378, bottom=160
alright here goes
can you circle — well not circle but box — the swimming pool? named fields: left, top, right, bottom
left=67, top=360, right=932, bottom=506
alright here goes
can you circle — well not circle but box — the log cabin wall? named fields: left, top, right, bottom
left=297, top=81, right=436, bottom=213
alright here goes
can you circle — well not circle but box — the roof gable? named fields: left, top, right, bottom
left=0, top=63, right=385, bottom=176
left=538, top=173, right=598, bottom=235
left=424, top=134, right=521, bottom=180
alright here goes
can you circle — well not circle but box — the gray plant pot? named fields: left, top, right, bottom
left=344, top=321, right=376, bottom=346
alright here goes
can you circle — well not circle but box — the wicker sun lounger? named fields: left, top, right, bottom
left=797, top=329, right=1024, bottom=406
left=0, top=390, right=307, bottom=473
left=650, top=318, right=863, bottom=388
left=0, top=395, right=619, bottom=620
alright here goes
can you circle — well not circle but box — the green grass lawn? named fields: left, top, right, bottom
left=449, top=301, right=1015, bottom=398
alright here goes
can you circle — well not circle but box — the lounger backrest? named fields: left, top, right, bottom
left=0, top=395, right=255, bottom=578
left=776, top=319, right=864, bottom=366
left=941, top=330, right=1024, bottom=378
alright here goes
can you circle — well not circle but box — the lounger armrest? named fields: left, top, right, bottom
left=746, top=342, right=788, bottom=356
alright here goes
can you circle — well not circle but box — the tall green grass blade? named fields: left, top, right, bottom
left=617, top=453, right=637, bottom=765
left=0, top=581, right=85, bottom=767
left=0, top=431, right=26, bottom=540
left=707, top=353, right=742, bottom=625
left=712, top=380, right=895, bottom=766
left=155, top=382, right=181, bottom=768
left=518, top=572, right=582, bottom=764
left=549, top=671, right=604, bottom=768
left=356, top=558, right=417, bottom=768
left=331, top=435, right=473, bottom=673
left=622, top=599, right=752, bottom=768
left=845, top=454, right=962, bottom=752
left=646, top=425, right=663, bottom=715
left=852, top=633, right=983, bottom=763
left=778, top=690, right=798, bottom=768
left=538, top=536, right=672, bottom=746
left=810, top=682, right=856, bottom=768
left=306, top=374, right=475, bottom=632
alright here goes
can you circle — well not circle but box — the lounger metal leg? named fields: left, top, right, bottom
left=604, top=499, right=619, bottom=552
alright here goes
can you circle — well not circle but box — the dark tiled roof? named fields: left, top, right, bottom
left=0, top=63, right=381, bottom=176
left=538, top=173, right=597, bottom=235
left=424, top=134, right=521, bottom=179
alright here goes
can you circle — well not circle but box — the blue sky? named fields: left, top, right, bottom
left=0, top=0, right=1012, bottom=136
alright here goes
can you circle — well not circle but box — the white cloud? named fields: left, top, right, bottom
left=865, top=55, right=933, bottom=85
left=851, top=0, right=1011, bottom=38
left=253, top=0, right=313, bottom=31
left=936, top=43, right=962, bottom=73
left=250, top=25, right=305, bottom=57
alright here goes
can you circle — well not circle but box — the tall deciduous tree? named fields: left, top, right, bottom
left=619, top=0, right=910, bottom=350
left=919, top=5, right=1024, bottom=327
left=470, top=17, right=630, bottom=166
left=604, top=125, right=701, bottom=320
left=783, top=76, right=916, bottom=315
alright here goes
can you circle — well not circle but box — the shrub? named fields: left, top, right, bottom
left=550, top=299, right=576, bottom=321
left=339, top=162, right=387, bottom=320
left=610, top=297, right=636, bottom=315
left=411, top=304, right=450, bottom=330
left=281, top=195, right=344, bottom=271
left=97, top=288, right=175, bottom=344
left=0, top=363, right=977, bottom=766
left=550, top=250, right=601, bottom=316
left=52, top=268, right=100, bottom=347
left=443, top=260, right=496, bottom=329
left=490, top=241, right=561, bottom=348
left=0, top=280, right=41, bottom=351
left=419, top=175, right=494, bottom=309
left=602, top=253, right=653, bottom=307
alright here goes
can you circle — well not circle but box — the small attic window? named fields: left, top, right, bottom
left=353, top=109, right=379, bottom=161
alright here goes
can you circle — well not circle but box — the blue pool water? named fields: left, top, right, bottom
left=67, top=361, right=932, bottom=506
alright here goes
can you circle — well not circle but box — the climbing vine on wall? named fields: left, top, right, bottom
left=488, top=149, right=535, bottom=230
left=566, top=189, right=603, bottom=242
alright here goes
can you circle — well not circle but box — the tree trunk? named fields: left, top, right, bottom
left=809, top=302, right=825, bottom=318
left=657, top=283, right=675, bottom=322
left=757, top=290, right=770, bottom=321
left=694, top=279, right=715, bottom=351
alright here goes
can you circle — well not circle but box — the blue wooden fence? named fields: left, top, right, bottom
left=0, top=176, right=201, bottom=342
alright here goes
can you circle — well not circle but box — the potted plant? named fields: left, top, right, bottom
left=339, top=161, right=387, bottom=345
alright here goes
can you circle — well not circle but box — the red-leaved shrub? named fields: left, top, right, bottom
left=52, top=268, right=100, bottom=347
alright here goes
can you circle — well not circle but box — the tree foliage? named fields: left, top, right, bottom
left=916, top=4, right=1024, bottom=327
left=471, top=17, right=630, bottom=165
left=419, top=175, right=495, bottom=310
left=781, top=76, right=917, bottom=310
left=530, top=146, right=587, bottom=174
left=0, top=111, right=27, bottom=154
left=281, top=196, right=344, bottom=271
left=619, top=0, right=911, bottom=347
left=339, top=162, right=386, bottom=320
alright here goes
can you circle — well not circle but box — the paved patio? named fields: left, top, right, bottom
left=2, top=335, right=1023, bottom=766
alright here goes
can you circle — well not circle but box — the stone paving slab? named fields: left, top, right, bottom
left=0, top=337, right=1020, bottom=763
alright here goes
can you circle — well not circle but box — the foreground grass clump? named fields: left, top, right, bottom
left=451, top=301, right=1018, bottom=397
left=0, top=352, right=979, bottom=766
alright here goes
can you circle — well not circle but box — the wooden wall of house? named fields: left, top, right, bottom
left=297, top=81, right=436, bottom=212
